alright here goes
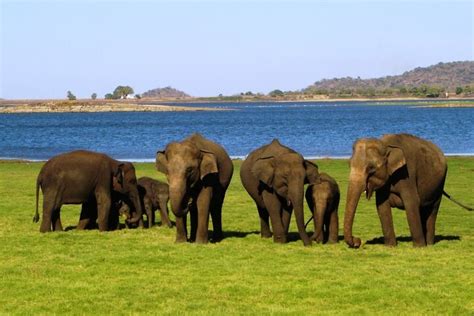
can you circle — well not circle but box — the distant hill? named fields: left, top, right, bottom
left=141, top=86, right=190, bottom=99
left=305, top=61, right=474, bottom=95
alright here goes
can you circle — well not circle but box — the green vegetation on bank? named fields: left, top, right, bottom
left=1, top=158, right=473, bottom=314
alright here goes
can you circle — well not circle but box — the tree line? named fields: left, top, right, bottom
left=66, top=86, right=140, bottom=100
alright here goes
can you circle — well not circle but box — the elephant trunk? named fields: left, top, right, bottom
left=169, top=179, right=188, bottom=218
left=344, top=174, right=364, bottom=248
left=127, top=188, right=143, bottom=223
left=289, top=185, right=312, bottom=246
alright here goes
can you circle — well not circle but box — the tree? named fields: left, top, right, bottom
left=113, top=85, right=134, bottom=99
left=104, top=93, right=114, bottom=99
left=269, top=89, right=284, bottom=97
left=134, top=94, right=141, bottom=99
left=91, top=93, right=97, bottom=100
left=455, top=87, right=463, bottom=95
left=67, top=91, right=76, bottom=100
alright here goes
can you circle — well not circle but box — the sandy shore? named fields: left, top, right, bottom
left=414, top=102, right=474, bottom=108
left=0, top=101, right=224, bottom=113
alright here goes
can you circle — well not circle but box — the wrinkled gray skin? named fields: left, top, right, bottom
left=305, top=172, right=339, bottom=244
left=156, top=133, right=233, bottom=244
left=33, top=150, right=142, bottom=232
left=344, top=133, right=447, bottom=248
left=240, top=139, right=320, bottom=246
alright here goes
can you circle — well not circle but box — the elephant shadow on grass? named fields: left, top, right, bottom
left=366, top=235, right=460, bottom=245
left=286, top=234, right=460, bottom=245
left=217, top=230, right=260, bottom=241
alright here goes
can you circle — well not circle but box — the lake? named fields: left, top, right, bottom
left=1, top=101, right=473, bottom=161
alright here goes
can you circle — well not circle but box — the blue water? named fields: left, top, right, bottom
left=1, top=101, right=473, bottom=161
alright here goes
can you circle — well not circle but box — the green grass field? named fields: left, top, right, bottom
left=1, top=158, right=473, bottom=314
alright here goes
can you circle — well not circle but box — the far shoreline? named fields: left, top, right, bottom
left=0, top=97, right=473, bottom=113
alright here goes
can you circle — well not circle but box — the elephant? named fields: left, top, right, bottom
left=156, top=133, right=233, bottom=244
left=118, top=177, right=172, bottom=228
left=344, top=133, right=450, bottom=248
left=33, top=150, right=143, bottom=232
left=240, top=139, right=320, bottom=246
left=305, top=172, right=339, bottom=244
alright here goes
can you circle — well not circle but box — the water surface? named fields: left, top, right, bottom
left=1, top=101, right=473, bottom=160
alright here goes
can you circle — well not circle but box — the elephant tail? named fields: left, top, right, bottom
left=33, top=175, right=41, bottom=223
left=443, top=191, right=473, bottom=211
left=304, top=215, right=313, bottom=229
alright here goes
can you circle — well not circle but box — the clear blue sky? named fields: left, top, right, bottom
left=1, top=0, right=473, bottom=99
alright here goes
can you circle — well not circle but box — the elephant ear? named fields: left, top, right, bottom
left=155, top=150, right=168, bottom=174
left=386, top=146, right=406, bottom=175
left=113, top=163, right=125, bottom=191
left=251, top=157, right=275, bottom=187
left=200, top=150, right=218, bottom=180
left=304, top=160, right=320, bottom=184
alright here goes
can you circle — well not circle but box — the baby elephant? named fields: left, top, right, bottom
left=111, top=177, right=172, bottom=228
left=138, top=177, right=172, bottom=228
left=305, top=172, right=339, bottom=244
left=138, top=177, right=173, bottom=228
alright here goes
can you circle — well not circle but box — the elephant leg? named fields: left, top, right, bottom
left=262, top=191, right=285, bottom=243
left=400, top=191, right=425, bottom=247
left=313, top=199, right=326, bottom=244
left=327, top=207, right=339, bottom=244
left=96, top=190, right=111, bottom=232
left=144, top=200, right=153, bottom=228
left=196, top=186, right=212, bottom=244
left=40, top=192, right=59, bottom=233
left=78, top=198, right=96, bottom=230
left=175, top=215, right=187, bottom=243
left=257, top=206, right=272, bottom=238
left=425, top=197, right=441, bottom=245
left=281, top=208, right=292, bottom=235
left=159, top=200, right=173, bottom=228
left=52, top=208, right=63, bottom=231
left=108, top=205, right=119, bottom=231
left=210, top=187, right=224, bottom=242
left=376, top=195, right=397, bottom=247
left=189, top=202, right=198, bottom=242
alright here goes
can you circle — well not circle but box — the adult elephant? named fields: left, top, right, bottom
left=240, top=139, right=320, bottom=246
left=155, top=133, right=233, bottom=244
left=33, top=150, right=142, bottom=232
left=344, top=133, right=452, bottom=248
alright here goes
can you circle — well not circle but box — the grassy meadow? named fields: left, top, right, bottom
left=0, top=158, right=473, bottom=314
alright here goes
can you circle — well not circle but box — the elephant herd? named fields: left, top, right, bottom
left=34, top=133, right=472, bottom=248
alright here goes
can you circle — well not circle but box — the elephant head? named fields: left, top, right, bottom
left=251, top=151, right=319, bottom=246
left=155, top=141, right=218, bottom=217
left=344, top=138, right=406, bottom=248
left=112, top=162, right=143, bottom=223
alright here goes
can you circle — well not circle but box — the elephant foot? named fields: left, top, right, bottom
left=195, top=237, right=209, bottom=244
left=261, top=231, right=272, bottom=239
left=384, top=238, right=397, bottom=247
left=211, top=232, right=223, bottom=243
left=273, top=235, right=287, bottom=244
left=175, top=235, right=188, bottom=243
left=311, top=233, right=324, bottom=244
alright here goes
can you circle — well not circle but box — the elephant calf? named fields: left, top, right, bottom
left=305, top=172, right=339, bottom=244
left=137, top=177, right=172, bottom=228
left=110, top=177, right=173, bottom=229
